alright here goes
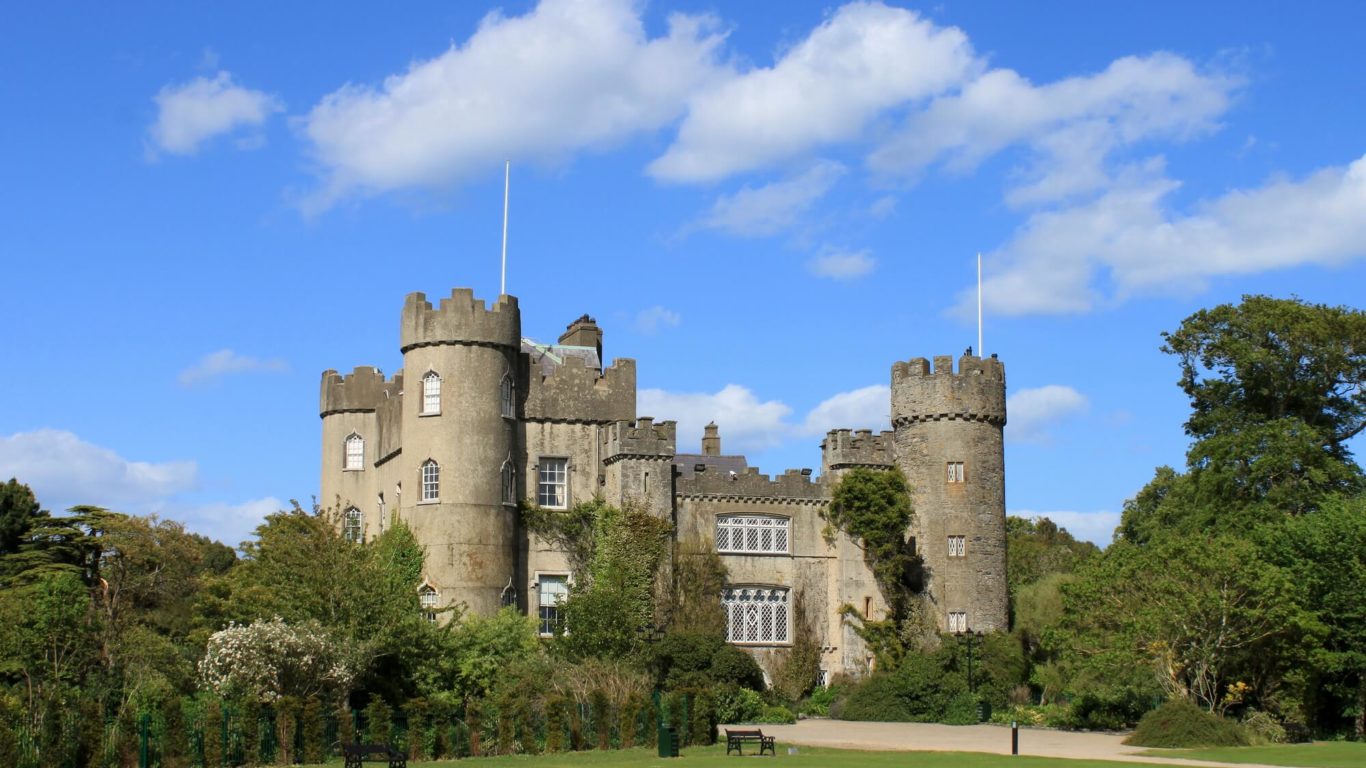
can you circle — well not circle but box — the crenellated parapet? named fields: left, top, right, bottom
left=821, top=428, right=894, bottom=472
left=602, top=417, right=676, bottom=463
left=320, top=366, right=404, bottom=417
left=676, top=466, right=826, bottom=505
left=400, top=288, right=520, bottom=352
left=891, top=353, right=1006, bottom=428
left=523, top=356, right=635, bottom=423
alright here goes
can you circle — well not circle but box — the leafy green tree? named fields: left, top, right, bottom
left=444, top=608, right=540, bottom=699
left=1259, top=494, right=1366, bottom=737
left=0, top=479, right=46, bottom=556
left=1057, top=535, right=1312, bottom=715
left=1006, top=515, right=1100, bottom=594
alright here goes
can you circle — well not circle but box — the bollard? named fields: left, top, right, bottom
left=1011, top=721, right=1018, bottom=755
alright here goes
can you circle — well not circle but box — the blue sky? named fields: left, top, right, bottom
left=2, top=1, right=1363, bottom=547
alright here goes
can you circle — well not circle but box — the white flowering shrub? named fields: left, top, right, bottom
left=199, top=617, right=357, bottom=703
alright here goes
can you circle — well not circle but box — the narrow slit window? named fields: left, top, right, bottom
left=500, top=374, right=515, bottom=418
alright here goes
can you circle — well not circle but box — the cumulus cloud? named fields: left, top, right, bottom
left=640, top=381, right=894, bottom=454
left=870, top=53, right=1238, bottom=205
left=0, top=429, right=198, bottom=509
left=1006, top=385, right=1089, bottom=443
left=1010, top=509, right=1119, bottom=547
left=301, top=0, right=726, bottom=209
left=965, top=154, right=1366, bottom=316
left=640, top=384, right=793, bottom=454
left=148, top=71, right=282, bottom=156
left=156, top=496, right=285, bottom=548
left=801, top=385, right=889, bottom=436
left=651, top=2, right=976, bottom=182
left=693, top=161, right=845, bottom=237
left=807, top=248, right=875, bottom=280
left=636, top=305, right=681, bottom=334
left=178, top=349, right=288, bottom=386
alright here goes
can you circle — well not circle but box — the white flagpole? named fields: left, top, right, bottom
left=500, top=161, right=510, bottom=296
left=977, top=252, right=983, bottom=357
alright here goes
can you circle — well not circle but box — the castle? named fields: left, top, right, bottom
left=320, top=288, right=1007, bottom=678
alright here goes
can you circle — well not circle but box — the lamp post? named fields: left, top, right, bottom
left=955, top=629, right=984, bottom=693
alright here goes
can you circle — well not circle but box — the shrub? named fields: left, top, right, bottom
left=1239, top=710, right=1286, bottom=745
left=300, top=698, right=324, bottom=764
left=544, top=697, right=566, bottom=753
left=755, top=705, right=796, bottom=724
left=1123, top=699, right=1250, bottom=748
left=800, top=683, right=842, bottom=717
left=363, top=699, right=392, bottom=746
left=943, top=692, right=981, bottom=725
left=1065, top=689, right=1152, bottom=731
left=839, top=649, right=969, bottom=723
left=714, top=686, right=764, bottom=724
left=710, top=645, right=766, bottom=691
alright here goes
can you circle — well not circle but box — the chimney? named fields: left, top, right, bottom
left=558, top=314, right=603, bottom=363
left=702, top=422, right=721, bottom=456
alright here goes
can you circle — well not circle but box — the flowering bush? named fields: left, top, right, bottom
left=199, top=617, right=356, bottom=703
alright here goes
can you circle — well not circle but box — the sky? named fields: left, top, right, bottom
left=2, top=1, right=1364, bottom=548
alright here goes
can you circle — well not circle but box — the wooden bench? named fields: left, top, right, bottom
left=725, top=728, right=775, bottom=756
left=341, top=742, right=407, bottom=768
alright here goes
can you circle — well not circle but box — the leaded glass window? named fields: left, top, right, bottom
left=419, top=585, right=439, bottom=623
left=343, top=507, right=362, bottom=543
left=344, top=433, right=364, bottom=470
left=715, top=515, right=790, bottom=554
left=722, top=586, right=790, bottom=645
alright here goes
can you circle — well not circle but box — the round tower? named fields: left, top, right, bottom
left=399, top=288, right=521, bottom=616
left=890, top=353, right=1007, bottom=632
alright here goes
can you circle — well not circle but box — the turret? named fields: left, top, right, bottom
left=399, top=288, right=522, bottom=616
left=890, top=353, right=1007, bottom=632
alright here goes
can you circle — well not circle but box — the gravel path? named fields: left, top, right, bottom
left=740, top=720, right=1289, bottom=768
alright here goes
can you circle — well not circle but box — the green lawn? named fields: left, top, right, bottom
left=1138, top=741, right=1366, bottom=768
left=390, top=745, right=1137, bottom=768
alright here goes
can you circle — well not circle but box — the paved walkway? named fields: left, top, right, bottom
left=743, top=720, right=1288, bottom=768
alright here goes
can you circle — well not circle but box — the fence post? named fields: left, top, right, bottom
left=138, top=713, right=150, bottom=768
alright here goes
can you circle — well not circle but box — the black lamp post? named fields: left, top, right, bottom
left=955, top=629, right=984, bottom=693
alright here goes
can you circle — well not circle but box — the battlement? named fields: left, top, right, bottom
left=523, top=356, right=636, bottom=423
left=821, top=428, right=894, bottom=471
left=602, top=417, right=677, bottom=463
left=320, top=366, right=404, bottom=416
left=676, top=465, right=826, bottom=504
left=400, top=288, right=520, bottom=352
left=891, top=353, right=1006, bottom=427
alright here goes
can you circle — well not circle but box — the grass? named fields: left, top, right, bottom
left=1139, top=741, right=1366, bottom=768
left=381, top=744, right=1143, bottom=768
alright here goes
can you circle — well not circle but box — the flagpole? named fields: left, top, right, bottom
left=500, top=161, right=509, bottom=296
left=977, top=252, right=983, bottom=357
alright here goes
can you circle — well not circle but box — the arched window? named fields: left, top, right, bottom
left=421, top=371, right=441, bottom=414
left=421, top=460, right=439, bottom=502
left=418, top=584, right=439, bottom=623
left=500, top=373, right=515, bottom=418
left=500, top=578, right=517, bottom=609
left=715, top=515, right=790, bottom=554
left=343, top=507, right=362, bottom=543
left=501, top=460, right=515, bottom=505
left=722, top=586, right=790, bottom=645
left=344, top=433, right=364, bottom=470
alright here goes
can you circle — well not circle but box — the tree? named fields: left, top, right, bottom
left=1057, top=536, right=1312, bottom=715
left=0, top=479, right=46, bottom=557
left=1164, top=296, right=1365, bottom=519
left=1259, top=494, right=1366, bottom=737
left=1006, top=515, right=1100, bottom=594
left=199, top=617, right=356, bottom=703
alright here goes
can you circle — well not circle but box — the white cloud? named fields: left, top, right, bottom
left=636, top=305, right=681, bottom=334
left=1006, top=385, right=1089, bottom=443
left=807, top=248, right=875, bottom=279
left=870, top=53, right=1238, bottom=205
left=301, top=0, right=726, bottom=209
left=869, top=195, right=898, bottom=219
left=801, top=385, right=889, bottom=436
left=651, top=2, right=978, bottom=182
left=1010, top=509, right=1119, bottom=547
left=149, top=71, right=282, bottom=156
left=156, top=496, right=285, bottom=549
left=966, top=154, right=1366, bottom=316
left=640, top=384, right=792, bottom=454
left=178, top=349, right=288, bottom=386
left=693, top=161, right=845, bottom=237
left=0, top=429, right=198, bottom=509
